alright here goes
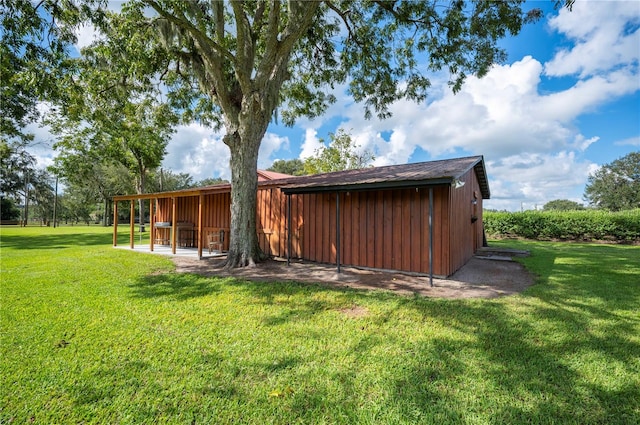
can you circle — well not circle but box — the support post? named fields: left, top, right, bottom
left=197, top=194, right=203, bottom=259
left=429, top=187, right=433, bottom=287
left=149, top=198, right=155, bottom=252
left=129, top=200, right=135, bottom=249
left=287, top=194, right=292, bottom=266
left=336, top=191, right=341, bottom=273
left=171, top=197, right=177, bottom=254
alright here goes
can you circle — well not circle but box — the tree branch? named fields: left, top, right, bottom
left=255, top=1, right=320, bottom=89
left=145, top=0, right=239, bottom=117
left=252, top=0, right=267, bottom=36
left=325, top=1, right=365, bottom=48
left=145, top=0, right=235, bottom=64
left=230, top=0, right=254, bottom=92
left=212, top=0, right=225, bottom=43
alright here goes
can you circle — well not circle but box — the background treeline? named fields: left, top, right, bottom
left=484, top=209, right=640, bottom=242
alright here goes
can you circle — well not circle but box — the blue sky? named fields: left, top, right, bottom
left=31, top=1, right=639, bottom=211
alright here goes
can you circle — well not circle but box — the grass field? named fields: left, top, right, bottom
left=1, top=226, right=639, bottom=424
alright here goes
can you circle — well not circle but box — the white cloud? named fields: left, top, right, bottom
left=484, top=151, right=596, bottom=210
left=163, top=123, right=230, bottom=181
left=258, top=133, right=289, bottom=169
left=306, top=21, right=637, bottom=212
left=299, top=128, right=324, bottom=159
left=163, top=124, right=289, bottom=181
left=74, top=24, right=100, bottom=50
left=545, top=1, right=640, bottom=78
left=538, top=68, right=639, bottom=121
left=614, top=135, right=640, bottom=146
left=338, top=56, right=579, bottom=162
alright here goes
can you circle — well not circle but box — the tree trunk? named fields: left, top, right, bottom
left=225, top=131, right=266, bottom=268
left=216, top=1, right=319, bottom=267
left=103, top=198, right=110, bottom=226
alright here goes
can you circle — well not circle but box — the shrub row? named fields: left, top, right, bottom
left=484, top=209, right=640, bottom=242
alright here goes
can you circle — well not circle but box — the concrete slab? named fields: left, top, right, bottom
left=117, top=244, right=535, bottom=299
left=114, top=244, right=225, bottom=259
left=169, top=255, right=536, bottom=299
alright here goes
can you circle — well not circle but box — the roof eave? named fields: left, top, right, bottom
left=281, top=177, right=455, bottom=194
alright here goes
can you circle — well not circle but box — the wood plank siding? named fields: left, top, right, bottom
left=147, top=188, right=302, bottom=258
left=447, top=167, right=484, bottom=275
left=291, top=187, right=451, bottom=276
left=152, top=193, right=232, bottom=251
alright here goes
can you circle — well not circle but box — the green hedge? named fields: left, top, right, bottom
left=484, top=209, right=640, bottom=242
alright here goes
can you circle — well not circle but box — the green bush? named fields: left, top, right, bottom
left=1, top=197, right=21, bottom=221
left=484, top=209, right=640, bottom=242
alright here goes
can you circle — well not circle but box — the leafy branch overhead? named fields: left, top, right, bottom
left=111, top=0, right=573, bottom=128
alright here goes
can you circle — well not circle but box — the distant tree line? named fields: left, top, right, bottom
left=492, top=152, right=639, bottom=213
left=0, top=139, right=227, bottom=226
left=484, top=152, right=639, bottom=242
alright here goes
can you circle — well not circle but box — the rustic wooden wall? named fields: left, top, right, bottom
left=293, top=187, right=452, bottom=276
left=201, top=192, right=231, bottom=251
left=152, top=189, right=293, bottom=256
left=447, top=168, right=484, bottom=275
left=255, top=188, right=304, bottom=257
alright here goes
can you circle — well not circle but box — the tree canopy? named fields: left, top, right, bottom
left=0, top=0, right=92, bottom=143
left=304, top=129, right=375, bottom=174
left=1, top=140, right=35, bottom=198
left=267, top=159, right=307, bottom=176
left=584, top=151, right=640, bottom=211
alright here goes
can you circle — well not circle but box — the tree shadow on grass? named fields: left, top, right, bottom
left=219, top=255, right=639, bottom=422
left=129, top=272, right=228, bottom=301
left=379, top=299, right=640, bottom=424
left=118, top=241, right=639, bottom=423
left=376, top=242, right=640, bottom=423
left=0, top=232, right=115, bottom=250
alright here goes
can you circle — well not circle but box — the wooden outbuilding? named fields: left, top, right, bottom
left=113, top=155, right=490, bottom=278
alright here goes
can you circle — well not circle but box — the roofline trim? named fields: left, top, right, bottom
left=112, top=156, right=490, bottom=201
left=281, top=177, right=456, bottom=194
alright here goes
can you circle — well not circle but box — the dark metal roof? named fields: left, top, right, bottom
left=113, top=156, right=490, bottom=201
left=278, top=156, right=490, bottom=198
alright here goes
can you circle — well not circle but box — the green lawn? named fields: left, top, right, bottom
left=1, top=226, right=639, bottom=424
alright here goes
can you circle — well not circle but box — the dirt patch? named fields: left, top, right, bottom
left=170, top=250, right=535, bottom=299
left=338, top=305, right=370, bottom=318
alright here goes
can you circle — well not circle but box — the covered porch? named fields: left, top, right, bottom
left=112, top=185, right=231, bottom=260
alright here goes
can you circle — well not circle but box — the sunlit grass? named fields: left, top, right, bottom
left=1, top=227, right=639, bottom=424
